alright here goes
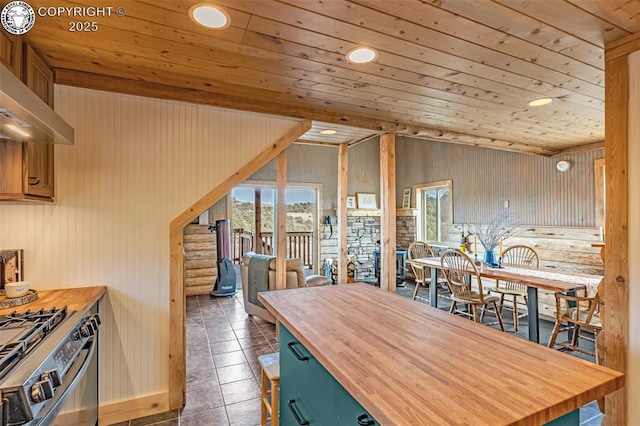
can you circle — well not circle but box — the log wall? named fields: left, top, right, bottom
left=184, top=224, right=217, bottom=296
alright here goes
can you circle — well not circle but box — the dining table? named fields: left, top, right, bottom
left=407, top=256, right=603, bottom=343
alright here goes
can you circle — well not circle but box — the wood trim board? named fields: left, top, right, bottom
left=603, top=39, right=632, bottom=425
left=98, top=392, right=169, bottom=426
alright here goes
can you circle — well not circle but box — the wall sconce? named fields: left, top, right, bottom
left=556, top=160, right=571, bottom=172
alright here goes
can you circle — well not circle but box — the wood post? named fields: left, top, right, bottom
left=337, top=144, right=348, bottom=284
left=275, top=151, right=287, bottom=290
left=255, top=189, right=262, bottom=254
left=168, top=232, right=185, bottom=410
left=380, top=133, right=396, bottom=292
left=603, top=35, right=635, bottom=425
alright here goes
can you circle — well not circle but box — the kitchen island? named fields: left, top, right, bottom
left=259, top=284, right=624, bottom=425
left=0, top=286, right=106, bottom=315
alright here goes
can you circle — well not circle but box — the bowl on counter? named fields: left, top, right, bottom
left=4, top=281, right=30, bottom=298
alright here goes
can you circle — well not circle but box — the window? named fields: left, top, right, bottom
left=230, top=183, right=320, bottom=269
left=415, top=180, right=453, bottom=242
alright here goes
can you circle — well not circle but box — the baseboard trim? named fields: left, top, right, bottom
left=50, top=408, right=93, bottom=426
left=98, top=391, right=170, bottom=426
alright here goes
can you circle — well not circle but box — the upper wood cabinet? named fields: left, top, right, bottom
left=0, top=43, right=55, bottom=201
left=0, top=32, right=22, bottom=78
left=24, top=45, right=55, bottom=199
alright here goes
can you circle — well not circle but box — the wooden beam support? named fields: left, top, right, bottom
left=55, top=69, right=561, bottom=157
left=603, top=48, right=630, bottom=425
left=397, top=125, right=561, bottom=157
left=551, top=141, right=605, bottom=158
left=294, top=139, right=340, bottom=148
left=337, top=144, right=348, bottom=284
left=255, top=189, right=262, bottom=254
left=380, top=133, right=397, bottom=292
left=167, top=120, right=310, bottom=410
left=606, top=32, right=640, bottom=61
left=55, top=69, right=397, bottom=133
left=276, top=151, right=287, bottom=290
left=168, top=232, right=185, bottom=410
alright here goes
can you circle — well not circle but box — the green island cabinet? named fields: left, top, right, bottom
left=279, top=324, right=378, bottom=426
left=279, top=323, right=579, bottom=426
left=261, top=285, right=621, bottom=426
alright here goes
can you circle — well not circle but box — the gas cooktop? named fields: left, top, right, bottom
left=0, top=308, right=68, bottom=380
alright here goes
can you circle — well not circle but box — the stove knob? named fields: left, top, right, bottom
left=31, top=379, right=54, bottom=403
left=90, top=315, right=100, bottom=329
left=79, top=324, right=91, bottom=338
left=42, top=369, right=62, bottom=388
left=81, top=318, right=96, bottom=337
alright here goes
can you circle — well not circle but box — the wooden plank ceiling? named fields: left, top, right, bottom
left=20, top=0, right=640, bottom=155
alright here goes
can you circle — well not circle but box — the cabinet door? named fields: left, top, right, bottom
left=24, top=44, right=55, bottom=199
left=0, top=141, right=24, bottom=197
left=280, top=378, right=320, bottom=426
left=279, top=325, right=380, bottom=426
left=0, top=32, right=22, bottom=77
left=24, top=143, right=54, bottom=198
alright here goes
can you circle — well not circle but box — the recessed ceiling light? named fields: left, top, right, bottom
left=189, top=4, right=230, bottom=29
left=528, top=97, right=553, bottom=107
left=320, top=129, right=337, bottom=135
left=346, top=47, right=377, bottom=64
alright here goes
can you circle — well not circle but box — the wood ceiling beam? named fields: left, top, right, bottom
left=294, top=139, right=341, bottom=147
left=55, top=69, right=559, bottom=156
left=550, top=141, right=605, bottom=158
left=396, top=125, right=561, bottom=156
left=55, top=68, right=397, bottom=133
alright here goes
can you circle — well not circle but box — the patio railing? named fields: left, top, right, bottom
left=232, top=229, right=314, bottom=269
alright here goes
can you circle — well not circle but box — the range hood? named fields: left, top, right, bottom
left=0, top=62, right=74, bottom=145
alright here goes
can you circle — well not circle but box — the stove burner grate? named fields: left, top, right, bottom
left=0, top=307, right=68, bottom=380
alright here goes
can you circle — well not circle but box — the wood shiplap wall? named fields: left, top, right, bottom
left=396, top=137, right=603, bottom=226
left=348, top=138, right=380, bottom=196
left=0, top=86, right=301, bottom=408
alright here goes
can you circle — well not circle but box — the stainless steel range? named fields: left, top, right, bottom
left=0, top=306, right=100, bottom=425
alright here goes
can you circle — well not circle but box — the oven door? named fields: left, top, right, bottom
left=31, top=334, right=98, bottom=426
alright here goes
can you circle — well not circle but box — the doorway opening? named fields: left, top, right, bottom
left=230, top=183, right=321, bottom=273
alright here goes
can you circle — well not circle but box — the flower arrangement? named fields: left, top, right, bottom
left=469, top=211, right=518, bottom=253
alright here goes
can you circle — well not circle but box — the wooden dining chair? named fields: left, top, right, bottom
left=440, top=249, right=505, bottom=331
left=407, top=241, right=435, bottom=301
left=548, top=278, right=604, bottom=363
left=486, top=245, right=539, bottom=331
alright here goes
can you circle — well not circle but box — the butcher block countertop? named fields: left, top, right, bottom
left=259, top=284, right=624, bottom=426
left=0, top=286, right=106, bottom=315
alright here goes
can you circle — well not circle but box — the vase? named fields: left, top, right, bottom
left=483, top=250, right=497, bottom=267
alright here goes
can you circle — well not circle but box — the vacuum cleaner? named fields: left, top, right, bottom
left=209, top=219, right=238, bottom=297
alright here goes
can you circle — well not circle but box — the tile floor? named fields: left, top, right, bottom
left=113, top=279, right=604, bottom=426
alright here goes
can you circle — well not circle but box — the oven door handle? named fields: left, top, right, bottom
left=33, top=336, right=97, bottom=425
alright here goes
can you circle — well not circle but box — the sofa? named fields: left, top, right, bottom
left=241, top=252, right=330, bottom=323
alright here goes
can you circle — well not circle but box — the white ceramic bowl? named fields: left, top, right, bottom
left=4, top=281, right=30, bottom=298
